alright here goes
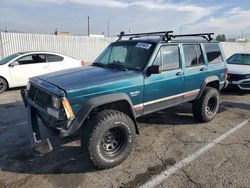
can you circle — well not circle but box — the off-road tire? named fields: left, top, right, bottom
left=0, top=77, right=8, bottom=93
left=81, top=109, right=136, bottom=169
left=192, top=87, right=220, bottom=122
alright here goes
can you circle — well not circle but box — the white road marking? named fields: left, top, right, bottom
left=140, top=120, right=249, bottom=188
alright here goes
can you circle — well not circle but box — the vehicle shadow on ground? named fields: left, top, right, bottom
left=220, top=101, right=250, bottom=111
left=138, top=103, right=198, bottom=125
left=0, top=100, right=97, bottom=174
left=0, top=124, right=98, bottom=174
left=0, top=102, right=199, bottom=175
left=221, top=88, right=250, bottom=96
left=220, top=89, right=250, bottom=113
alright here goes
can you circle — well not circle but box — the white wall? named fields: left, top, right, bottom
left=1, top=32, right=250, bottom=62
left=0, top=32, right=116, bottom=62
left=221, top=42, right=250, bottom=58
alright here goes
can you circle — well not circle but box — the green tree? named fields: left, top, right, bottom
left=216, top=34, right=226, bottom=42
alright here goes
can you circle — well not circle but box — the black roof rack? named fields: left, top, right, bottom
left=170, top=33, right=214, bottom=42
left=117, top=31, right=173, bottom=41
left=117, top=31, right=214, bottom=42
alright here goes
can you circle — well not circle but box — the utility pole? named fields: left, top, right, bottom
left=0, top=33, right=4, bottom=59
left=107, top=21, right=110, bottom=37
left=4, top=22, right=8, bottom=32
left=87, top=16, right=90, bottom=36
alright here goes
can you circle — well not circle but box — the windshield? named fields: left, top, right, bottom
left=227, top=54, right=250, bottom=65
left=0, top=53, right=21, bottom=65
left=94, top=41, right=156, bottom=70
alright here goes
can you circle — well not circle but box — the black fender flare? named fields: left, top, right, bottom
left=60, top=93, right=138, bottom=137
left=196, top=76, right=220, bottom=100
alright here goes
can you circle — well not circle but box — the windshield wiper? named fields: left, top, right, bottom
left=92, top=62, right=105, bottom=67
left=107, top=62, right=128, bottom=71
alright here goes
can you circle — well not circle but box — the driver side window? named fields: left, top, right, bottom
left=153, top=45, right=180, bottom=71
left=153, top=50, right=162, bottom=66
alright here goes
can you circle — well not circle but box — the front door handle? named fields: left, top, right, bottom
left=176, top=72, right=184, bottom=76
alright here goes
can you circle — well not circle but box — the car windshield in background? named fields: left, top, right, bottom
left=227, top=54, right=250, bottom=65
left=94, top=41, right=156, bottom=70
left=0, top=53, right=21, bottom=65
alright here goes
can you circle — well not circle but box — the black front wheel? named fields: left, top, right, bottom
left=81, top=109, right=136, bottom=169
left=0, top=77, right=7, bottom=93
left=193, top=87, right=220, bottom=122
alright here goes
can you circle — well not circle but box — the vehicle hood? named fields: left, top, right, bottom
left=37, top=65, right=141, bottom=92
left=227, top=64, right=250, bottom=75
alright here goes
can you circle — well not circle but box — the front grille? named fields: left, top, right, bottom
left=28, top=84, right=51, bottom=108
left=228, top=74, right=246, bottom=81
left=239, top=81, right=250, bottom=89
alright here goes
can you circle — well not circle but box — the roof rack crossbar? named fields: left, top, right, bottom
left=171, top=33, right=214, bottom=42
left=117, top=31, right=214, bottom=42
left=117, top=31, right=173, bottom=41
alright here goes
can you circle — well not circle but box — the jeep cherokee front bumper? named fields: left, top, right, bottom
left=21, top=87, right=79, bottom=156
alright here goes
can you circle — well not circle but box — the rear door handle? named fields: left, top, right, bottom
left=176, top=72, right=184, bottom=76
left=200, top=67, right=207, bottom=71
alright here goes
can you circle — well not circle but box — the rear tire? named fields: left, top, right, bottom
left=81, top=109, right=136, bottom=169
left=193, top=87, right=220, bottom=122
left=0, top=77, right=7, bottom=93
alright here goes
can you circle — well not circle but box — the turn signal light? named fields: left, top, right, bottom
left=62, top=98, right=75, bottom=119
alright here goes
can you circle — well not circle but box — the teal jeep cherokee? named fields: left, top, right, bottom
left=21, top=31, right=228, bottom=169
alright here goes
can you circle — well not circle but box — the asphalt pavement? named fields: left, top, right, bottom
left=0, top=89, right=249, bottom=188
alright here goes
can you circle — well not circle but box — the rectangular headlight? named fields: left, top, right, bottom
left=51, top=95, right=61, bottom=109
left=47, top=107, right=60, bottom=119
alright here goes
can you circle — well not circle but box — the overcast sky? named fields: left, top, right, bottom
left=1, top=0, right=250, bottom=37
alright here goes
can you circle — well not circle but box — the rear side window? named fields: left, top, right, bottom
left=183, top=44, right=204, bottom=67
left=47, top=54, right=64, bottom=62
left=17, top=54, right=46, bottom=65
left=204, top=43, right=223, bottom=64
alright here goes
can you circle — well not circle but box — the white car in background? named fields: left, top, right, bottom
left=0, top=51, right=85, bottom=93
left=227, top=52, right=250, bottom=90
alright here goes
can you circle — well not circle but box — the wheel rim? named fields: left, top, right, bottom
left=101, top=126, right=127, bottom=157
left=0, top=79, right=5, bottom=92
left=206, top=96, right=218, bottom=116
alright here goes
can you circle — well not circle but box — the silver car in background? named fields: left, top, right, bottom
left=227, top=52, right=250, bottom=90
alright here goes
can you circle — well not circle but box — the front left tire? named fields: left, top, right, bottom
left=81, top=109, right=136, bottom=169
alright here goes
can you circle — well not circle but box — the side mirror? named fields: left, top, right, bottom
left=9, top=61, right=19, bottom=67
left=148, top=65, right=162, bottom=75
